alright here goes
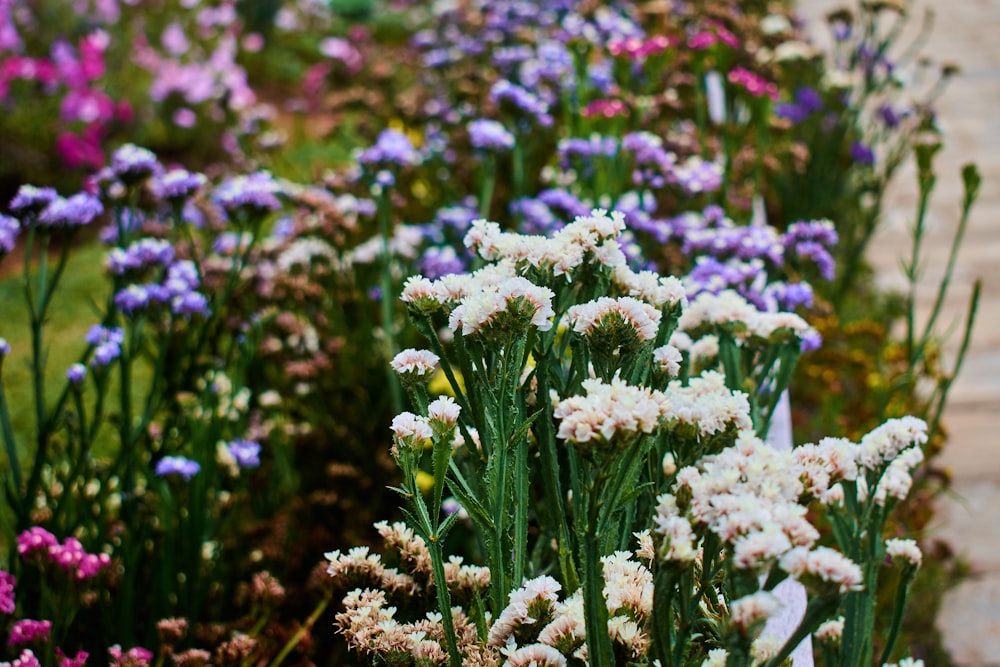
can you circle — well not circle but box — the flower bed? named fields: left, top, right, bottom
left=0, top=0, right=980, bottom=665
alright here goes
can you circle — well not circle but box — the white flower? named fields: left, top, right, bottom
left=390, top=412, right=432, bottom=443
left=567, top=296, right=661, bottom=342
left=885, top=538, right=922, bottom=567
left=554, top=377, right=670, bottom=447
left=427, top=396, right=461, bottom=429
left=729, top=592, right=781, bottom=633
left=390, top=349, right=440, bottom=376
left=448, top=276, right=555, bottom=336
left=815, top=616, right=845, bottom=643
left=653, top=345, right=683, bottom=377
left=779, top=546, right=863, bottom=594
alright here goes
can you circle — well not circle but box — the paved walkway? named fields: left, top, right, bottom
left=797, top=1, right=1000, bottom=663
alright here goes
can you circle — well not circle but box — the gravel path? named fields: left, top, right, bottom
left=795, top=1, right=1000, bottom=663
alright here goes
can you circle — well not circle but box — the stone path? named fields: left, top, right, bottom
left=796, top=1, right=1000, bottom=664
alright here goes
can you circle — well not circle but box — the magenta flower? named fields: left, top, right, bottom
left=0, top=570, right=15, bottom=614
left=8, top=620, right=52, bottom=647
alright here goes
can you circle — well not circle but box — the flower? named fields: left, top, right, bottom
left=448, top=276, right=555, bottom=337
left=729, top=592, right=781, bottom=633
left=357, top=129, right=419, bottom=167
left=390, top=349, right=440, bottom=378
left=653, top=345, right=682, bottom=377
left=8, top=619, right=52, bottom=647
left=885, top=538, right=922, bottom=567
left=0, top=215, right=19, bottom=253
left=155, top=456, right=201, bottom=481
left=9, top=186, right=58, bottom=216
left=226, top=440, right=261, bottom=469
left=554, top=377, right=670, bottom=449
left=214, top=171, right=283, bottom=214
left=150, top=169, right=206, bottom=201
left=390, top=412, right=433, bottom=445
left=0, top=570, right=15, bottom=614
left=566, top=296, right=661, bottom=343
left=66, top=363, right=86, bottom=384
left=468, top=119, right=515, bottom=151
left=110, top=143, right=161, bottom=182
left=38, top=193, right=103, bottom=227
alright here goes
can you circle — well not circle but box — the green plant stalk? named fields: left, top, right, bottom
left=378, top=189, right=403, bottom=416
left=266, top=594, right=331, bottom=667
left=479, top=155, right=496, bottom=219
left=429, top=539, right=463, bottom=667
left=879, top=566, right=917, bottom=665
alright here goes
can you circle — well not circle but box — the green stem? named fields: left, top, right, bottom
left=378, top=190, right=403, bottom=416
left=266, top=595, right=331, bottom=667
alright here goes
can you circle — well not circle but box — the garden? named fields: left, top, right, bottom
left=0, top=0, right=983, bottom=665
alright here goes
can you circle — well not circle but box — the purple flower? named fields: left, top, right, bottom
left=106, top=238, right=175, bottom=275
left=114, top=285, right=150, bottom=315
left=357, top=129, right=419, bottom=167
left=214, top=172, right=283, bottom=215
left=1, top=215, right=21, bottom=253
left=849, top=142, right=875, bottom=166
left=418, top=246, right=467, bottom=279
left=374, top=170, right=395, bottom=188
left=151, top=169, right=206, bottom=201
left=511, top=198, right=560, bottom=235
left=8, top=619, right=51, bottom=647
left=38, top=193, right=104, bottom=227
left=0, top=338, right=9, bottom=356
left=800, top=329, right=823, bottom=353
left=0, top=570, right=14, bottom=614
left=86, top=325, right=124, bottom=367
left=489, top=80, right=553, bottom=126
left=878, top=104, right=902, bottom=129
left=155, top=456, right=201, bottom=480
left=171, top=291, right=210, bottom=317
left=67, top=363, right=86, bottom=384
left=9, top=186, right=58, bottom=216
left=110, top=144, right=161, bottom=182
left=226, top=440, right=261, bottom=469
left=468, top=119, right=516, bottom=151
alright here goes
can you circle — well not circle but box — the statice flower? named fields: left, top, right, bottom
left=108, top=646, right=153, bottom=667
left=150, top=169, right=207, bottom=201
left=729, top=592, right=781, bottom=633
left=110, top=143, right=161, bottom=182
left=2, top=649, right=40, bottom=667
left=85, top=325, right=125, bottom=367
left=849, top=142, right=876, bottom=166
left=66, top=363, right=87, bottom=384
left=0, top=570, right=14, bottom=614
left=567, top=296, right=662, bottom=342
left=0, top=338, right=9, bottom=356
left=775, top=86, right=824, bottom=123
left=8, top=619, right=51, bottom=647
left=226, top=440, right=261, bottom=469
left=0, top=215, right=20, bottom=254
left=390, top=349, right=440, bottom=379
left=418, top=245, right=466, bottom=279
left=9, top=185, right=58, bottom=216
left=554, top=376, right=670, bottom=449
left=16, top=527, right=59, bottom=560
left=214, top=171, right=283, bottom=214
left=448, top=276, right=555, bottom=337
left=38, top=193, right=104, bottom=227
left=670, top=156, right=723, bottom=194
left=468, top=119, right=515, bottom=151
left=357, top=129, right=420, bottom=167
left=155, top=456, right=201, bottom=480
left=511, top=198, right=561, bottom=235
left=106, top=238, right=175, bottom=275
left=727, top=67, right=779, bottom=100
left=885, top=538, right=922, bottom=567
left=489, top=80, right=554, bottom=126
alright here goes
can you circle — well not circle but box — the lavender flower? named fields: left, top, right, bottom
left=155, top=456, right=201, bottom=480
left=86, top=325, right=124, bottom=368
left=489, top=80, right=553, bottom=126
left=170, top=290, right=210, bottom=317
left=106, top=238, right=175, bottom=275
left=849, top=142, right=876, bottom=166
left=0, top=215, right=19, bottom=254
left=418, top=246, right=467, bottom=279
left=110, top=144, right=161, bottom=182
left=0, top=338, right=9, bottom=356
left=468, top=119, right=515, bottom=151
left=226, top=440, right=261, bottom=469
left=357, top=129, right=420, bottom=167
left=114, top=285, right=150, bottom=315
left=151, top=169, right=207, bottom=201
left=9, top=185, right=58, bottom=216
left=38, top=193, right=104, bottom=227
left=214, top=172, right=283, bottom=215
left=67, top=363, right=86, bottom=384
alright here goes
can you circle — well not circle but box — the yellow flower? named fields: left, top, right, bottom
left=416, top=470, right=435, bottom=493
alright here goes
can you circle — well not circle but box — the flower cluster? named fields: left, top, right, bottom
left=16, top=527, right=110, bottom=581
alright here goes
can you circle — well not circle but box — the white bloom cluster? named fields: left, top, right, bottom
left=729, top=592, right=782, bottom=633
left=779, top=546, right=863, bottom=594
left=814, top=616, right=845, bottom=643
left=428, top=396, right=461, bottom=430
left=275, top=237, right=338, bottom=272
left=885, top=538, right=922, bottom=567
left=390, top=348, right=440, bottom=377
left=663, top=371, right=753, bottom=440
left=390, top=412, right=432, bottom=444
left=652, top=344, right=683, bottom=377
left=324, top=546, right=418, bottom=595
left=489, top=575, right=562, bottom=647
left=679, top=290, right=816, bottom=343
left=857, top=416, right=928, bottom=471
left=554, top=377, right=670, bottom=447
left=448, top=275, right=556, bottom=336
left=567, top=296, right=661, bottom=342
left=464, top=209, right=628, bottom=278
left=612, top=266, right=687, bottom=309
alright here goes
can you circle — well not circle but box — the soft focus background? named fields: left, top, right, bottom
left=797, top=0, right=1000, bottom=662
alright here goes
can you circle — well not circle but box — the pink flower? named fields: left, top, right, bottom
left=0, top=570, right=15, bottom=614
left=56, top=130, right=105, bottom=170
left=582, top=98, right=629, bottom=119
left=8, top=619, right=52, bottom=647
